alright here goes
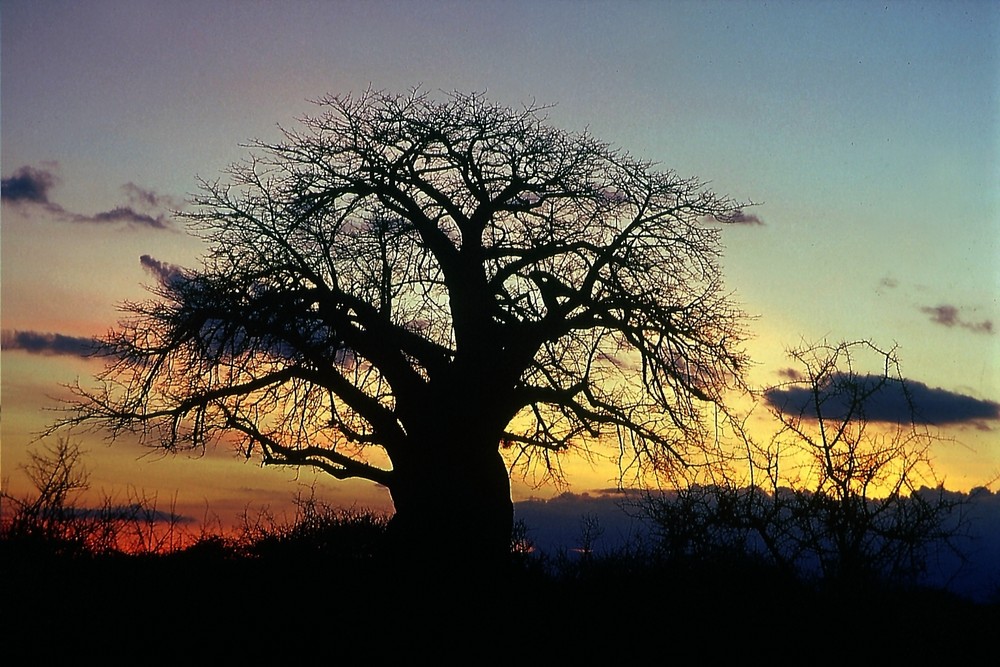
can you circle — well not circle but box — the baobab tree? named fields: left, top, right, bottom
left=61, top=89, right=750, bottom=563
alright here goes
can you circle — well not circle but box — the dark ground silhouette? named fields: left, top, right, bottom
left=3, top=506, right=997, bottom=662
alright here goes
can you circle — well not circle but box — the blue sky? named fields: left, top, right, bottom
left=3, top=0, right=998, bottom=519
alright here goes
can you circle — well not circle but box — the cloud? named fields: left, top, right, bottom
left=878, top=277, right=899, bottom=289
left=920, top=304, right=994, bottom=335
left=765, top=374, right=1000, bottom=426
left=727, top=208, right=764, bottom=225
left=123, top=182, right=178, bottom=210
left=1, top=329, right=99, bottom=358
left=514, top=490, right=652, bottom=554
left=67, top=504, right=196, bottom=524
left=2, top=164, right=176, bottom=230
left=925, top=304, right=960, bottom=326
left=78, top=206, right=171, bottom=229
left=140, top=254, right=186, bottom=285
left=516, top=486, right=1000, bottom=603
left=701, top=208, right=764, bottom=226
left=1, top=165, right=58, bottom=204
left=776, top=367, right=804, bottom=381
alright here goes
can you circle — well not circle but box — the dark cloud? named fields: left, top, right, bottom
left=1, top=165, right=58, bottom=204
left=67, top=504, right=196, bottom=524
left=924, top=304, right=961, bottom=326
left=921, top=304, right=994, bottom=335
left=1, top=329, right=99, bottom=358
left=517, top=487, right=1000, bottom=603
left=78, top=206, right=171, bottom=229
left=514, top=490, right=652, bottom=555
left=727, top=208, right=764, bottom=225
left=2, top=164, right=176, bottom=230
left=765, top=373, right=1000, bottom=426
left=140, top=254, right=186, bottom=284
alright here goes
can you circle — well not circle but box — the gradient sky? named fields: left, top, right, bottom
left=3, top=0, right=998, bottom=528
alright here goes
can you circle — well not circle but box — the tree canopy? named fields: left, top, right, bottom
left=63, top=89, right=750, bottom=559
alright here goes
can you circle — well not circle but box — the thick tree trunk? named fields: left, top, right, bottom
left=385, top=440, right=513, bottom=574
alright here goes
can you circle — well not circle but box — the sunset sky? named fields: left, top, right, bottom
left=3, top=0, right=998, bottom=530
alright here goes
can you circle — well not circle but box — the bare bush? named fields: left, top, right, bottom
left=2, top=437, right=191, bottom=556
left=642, top=340, right=969, bottom=587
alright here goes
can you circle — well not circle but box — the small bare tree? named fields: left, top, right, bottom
left=1, top=437, right=91, bottom=551
left=2, top=438, right=189, bottom=555
left=644, top=340, right=966, bottom=586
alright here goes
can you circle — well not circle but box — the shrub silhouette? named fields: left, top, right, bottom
left=238, top=490, right=389, bottom=567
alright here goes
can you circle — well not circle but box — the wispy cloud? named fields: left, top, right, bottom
left=920, top=304, right=994, bottom=335
left=1, top=329, right=99, bottom=358
left=727, top=208, right=764, bottom=225
left=878, top=276, right=899, bottom=290
left=122, top=182, right=178, bottom=210
left=140, top=254, right=186, bottom=285
left=66, top=504, right=196, bottom=524
left=702, top=208, right=764, bottom=226
left=765, top=374, right=1000, bottom=427
left=2, top=164, right=177, bottom=230
left=77, top=206, right=171, bottom=229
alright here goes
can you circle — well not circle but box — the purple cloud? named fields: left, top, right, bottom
left=79, top=207, right=171, bottom=229
left=1, top=329, right=99, bottom=358
left=2, top=164, right=176, bottom=230
left=1, top=165, right=58, bottom=204
left=921, top=304, right=994, bottom=335
left=140, top=254, right=186, bottom=285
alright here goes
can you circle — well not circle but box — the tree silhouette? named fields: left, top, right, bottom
left=759, top=340, right=964, bottom=583
left=643, top=340, right=966, bottom=586
left=61, top=89, right=749, bottom=563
